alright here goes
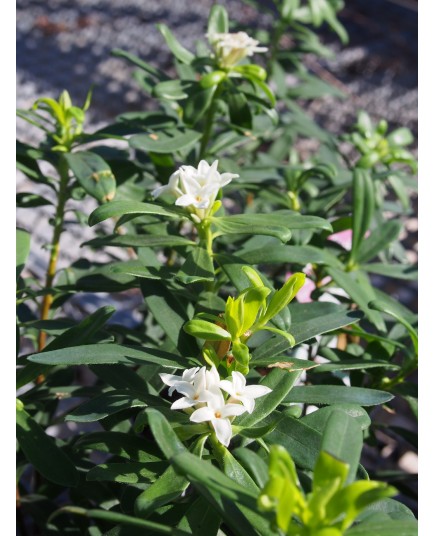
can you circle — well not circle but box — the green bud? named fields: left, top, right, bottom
left=200, top=70, right=227, bottom=88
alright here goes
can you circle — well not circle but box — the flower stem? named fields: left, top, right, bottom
left=37, top=156, right=70, bottom=355
left=199, top=85, right=223, bottom=160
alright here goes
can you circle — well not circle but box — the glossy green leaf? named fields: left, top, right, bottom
left=88, top=200, right=181, bottom=226
left=83, top=233, right=195, bottom=249
left=233, top=448, right=269, bottom=488
left=146, top=407, right=186, bottom=458
left=228, top=91, right=253, bottom=129
left=157, top=24, right=194, bottom=64
left=129, top=128, right=201, bottom=154
left=65, top=390, right=163, bottom=422
left=284, top=385, right=394, bottom=406
left=65, top=152, right=116, bottom=203
left=207, top=4, right=229, bottom=34
left=259, top=273, right=306, bottom=325
left=16, top=228, right=31, bottom=279
left=27, top=343, right=190, bottom=369
left=184, top=85, right=216, bottom=125
left=326, top=267, right=386, bottom=331
left=357, top=220, right=402, bottom=264
left=349, top=169, right=375, bottom=264
left=74, top=431, right=161, bottom=462
left=346, top=519, right=417, bottom=535
left=87, top=461, right=166, bottom=484
left=51, top=507, right=191, bottom=535
left=183, top=318, right=231, bottom=341
left=16, top=404, right=79, bottom=487
left=135, top=435, right=208, bottom=517
left=265, top=415, right=322, bottom=470
left=363, top=262, right=417, bottom=280
left=112, top=48, right=169, bottom=80
left=237, top=368, right=302, bottom=427
left=302, top=405, right=371, bottom=432
left=176, top=247, right=215, bottom=284
left=321, top=410, right=363, bottom=483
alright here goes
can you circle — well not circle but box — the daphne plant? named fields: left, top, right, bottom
left=258, top=446, right=397, bottom=535
left=160, top=365, right=271, bottom=446
left=184, top=266, right=306, bottom=374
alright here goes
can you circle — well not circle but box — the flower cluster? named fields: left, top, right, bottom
left=160, top=366, right=271, bottom=446
left=151, top=160, right=238, bottom=220
left=208, top=31, right=268, bottom=68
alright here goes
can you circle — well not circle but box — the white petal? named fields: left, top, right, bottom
left=197, top=160, right=211, bottom=176
left=171, top=397, right=196, bottom=410
left=173, top=382, right=196, bottom=397
left=182, top=367, right=200, bottom=382
left=206, top=366, right=221, bottom=389
left=219, top=379, right=235, bottom=396
left=239, top=396, right=255, bottom=413
left=221, top=403, right=247, bottom=418
left=244, top=385, right=272, bottom=399
left=175, top=194, right=197, bottom=207
left=151, top=184, right=170, bottom=199
left=159, top=373, right=182, bottom=386
left=212, top=418, right=232, bottom=447
left=232, top=371, right=246, bottom=391
left=219, top=172, right=239, bottom=186
left=190, top=406, right=215, bottom=423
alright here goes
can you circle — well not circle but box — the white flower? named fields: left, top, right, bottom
left=160, top=366, right=200, bottom=396
left=208, top=31, right=268, bottom=68
left=151, top=160, right=238, bottom=219
left=219, top=371, right=272, bottom=413
left=166, top=367, right=209, bottom=410
left=190, top=387, right=247, bottom=446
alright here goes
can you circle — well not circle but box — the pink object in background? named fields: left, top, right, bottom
left=327, top=229, right=353, bottom=250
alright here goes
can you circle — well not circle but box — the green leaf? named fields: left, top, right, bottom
left=27, top=343, right=190, bottom=369
left=140, top=280, right=197, bottom=355
left=111, top=48, right=170, bottom=81
left=183, top=85, right=216, bottom=125
left=168, top=448, right=273, bottom=536
left=65, top=152, right=116, bottom=203
left=326, top=267, right=386, bottom=332
left=88, top=200, right=181, bottom=226
left=321, top=410, right=363, bottom=483
left=213, top=212, right=332, bottom=242
left=265, top=415, right=322, bottom=470
left=74, top=431, right=161, bottom=462
left=176, top=247, right=215, bottom=284
left=16, top=228, right=31, bottom=279
left=284, top=385, right=394, bottom=406
left=357, top=220, right=402, bottom=264
left=153, top=79, right=192, bottom=100
left=16, top=404, right=79, bottom=487
left=183, top=318, right=231, bottom=341
left=157, top=24, right=195, bottom=64
left=239, top=244, right=332, bottom=266
left=228, top=91, right=253, bottom=129
left=302, top=405, right=371, bottom=432
left=83, top=233, right=195, bottom=249
left=146, top=407, right=187, bottom=458
left=208, top=4, right=229, bottom=34
left=387, top=127, right=414, bottom=147
left=259, top=273, right=306, bottom=325
left=134, top=435, right=208, bottom=517
left=86, top=461, right=167, bottom=484
left=17, top=306, right=116, bottom=388
left=233, top=448, right=269, bottom=488
left=65, top=390, right=163, bottom=422
left=237, top=368, right=302, bottom=427
left=50, top=507, right=191, bottom=535
left=349, top=169, right=375, bottom=264
left=212, top=214, right=292, bottom=242
left=129, top=128, right=201, bottom=154
left=346, top=519, right=417, bottom=535
left=362, top=262, right=417, bottom=280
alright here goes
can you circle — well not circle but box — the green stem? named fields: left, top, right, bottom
left=199, top=85, right=223, bottom=160
left=37, top=155, right=70, bottom=353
